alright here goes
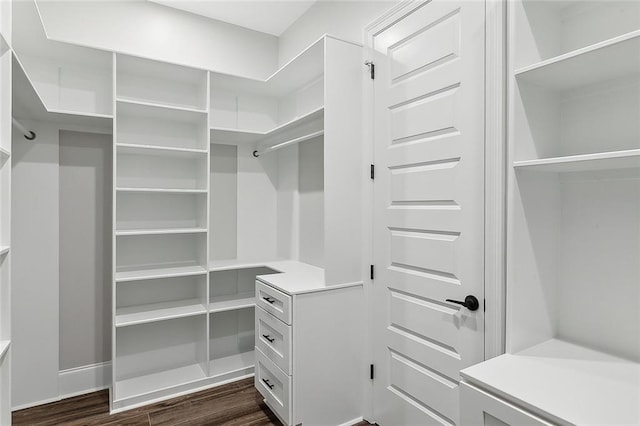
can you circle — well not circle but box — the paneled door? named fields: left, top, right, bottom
left=371, top=1, right=486, bottom=424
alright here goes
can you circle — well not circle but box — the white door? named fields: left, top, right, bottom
left=371, top=1, right=486, bottom=425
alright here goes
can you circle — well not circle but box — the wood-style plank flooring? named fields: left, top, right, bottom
left=12, top=378, right=281, bottom=426
left=13, top=378, right=374, bottom=425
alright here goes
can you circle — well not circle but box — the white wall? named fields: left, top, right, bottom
left=278, top=0, right=399, bottom=65
left=35, top=0, right=279, bottom=79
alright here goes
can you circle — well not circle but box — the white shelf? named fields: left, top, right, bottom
left=209, top=292, right=255, bottom=313
left=116, top=98, right=207, bottom=114
left=0, top=246, right=9, bottom=257
left=514, top=149, right=640, bottom=172
left=208, top=258, right=283, bottom=273
left=115, top=227, right=207, bottom=237
left=209, top=36, right=324, bottom=96
left=0, top=341, right=10, bottom=360
left=515, top=30, right=640, bottom=91
left=0, top=147, right=10, bottom=162
left=116, top=98, right=206, bottom=124
left=115, top=363, right=207, bottom=402
left=117, top=143, right=208, bottom=158
left=461, top=339, right=640, bottom=426
left=116, top=299, right=206, bottom=327
left=210, top=106, right=324, bottom=145
left=116, top=187, right=207, bottom=194
left=116, top=264, right=208, bottom=282
left=209, top=350, right=255, bottom=378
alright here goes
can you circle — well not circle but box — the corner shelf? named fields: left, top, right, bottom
left=116, top=98, right=207, bottom=115
left=210, top=106, right=324, bottom=145
left=515, top=30, right=640, bottom=90
left=209, top=292, right=255, bottom=313
left=115, top=299, right=206, bottom=328
left=116, top=187, right=207, bottom=194
left=115, top=264, right=208, bottom=283
left=115, top=228, right=207, bottom=237
left=514, top=149, right=640, bottom=172
left=209, top=350, right=255, bottom=378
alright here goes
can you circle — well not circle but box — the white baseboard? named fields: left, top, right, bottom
left=58, top=361, right=111, bottom=400
left=339, top=417, right=364, bottom=426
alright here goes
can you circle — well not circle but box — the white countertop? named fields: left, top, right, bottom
left=209, top=258, right=362, bottom=295
left=461, top=338, right=640, bottom=426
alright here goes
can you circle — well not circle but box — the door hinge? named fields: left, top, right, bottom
left=370, top=164, right=375, bottom=180
left=370, top=264, right=375, bottom=280
left=364, top=60, right=375, bottom=79
left=370, top=364, right=375, bottom=380
left=484, top=298, right=486, bottom=312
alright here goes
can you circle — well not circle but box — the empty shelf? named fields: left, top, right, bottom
left=461, top=339, right=640, bottom=426
left=116, top=187, right=207, bottom=194
left=209, top=292, right=255, bottom=313
left=209, top=350, right=255, bottom=378
left=515, top=30, right=640, bottom=91
left=116, top=265, right=208, bottom=282
left=210, top=107, right=324, bottom=145
left=116, top=299, right=206, bottom=327
left=514, top=149, right=640, bottom=172
left=116, top=228, right=207, bottom=236
left=117, top=143, right=208, bottom=157
left=115, top=363, right=207, bottom=402
left=116, top=98, right=207, bottom=114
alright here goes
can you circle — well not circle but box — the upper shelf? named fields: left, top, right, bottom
left=515, top=30, right=640, bottom=91
left=461, top=339, right=640, bottom=426
left=209, top=36, right=324, bottom=97
left=514, top=149, right=640, bottom=173
left=210, top=107, right=324, bottom=145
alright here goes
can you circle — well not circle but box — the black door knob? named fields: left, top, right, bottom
left=446, top=295, right=480, bottom=311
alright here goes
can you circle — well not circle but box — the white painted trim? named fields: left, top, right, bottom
left=58, top=361, right=112, bottom=400
left=13, top=396, right=62, bottom=412
left=339, top=416, right=364, bottom=426
left=484, top=0, right=507, bottom=360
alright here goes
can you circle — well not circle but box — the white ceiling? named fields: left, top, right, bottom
left=148, top=0, right=317, bottom=36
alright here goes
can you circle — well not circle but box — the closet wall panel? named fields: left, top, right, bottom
left=11, top=121, right=60, bottom=408
left=59, top=130, right=112, bottom=370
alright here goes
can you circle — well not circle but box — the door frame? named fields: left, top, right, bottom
left=361, top=0, right=507, bottom=421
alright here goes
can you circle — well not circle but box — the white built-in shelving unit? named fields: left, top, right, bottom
left=0, top=0, right=11, bottom=421
left=461, top=2, right=640, bottom=425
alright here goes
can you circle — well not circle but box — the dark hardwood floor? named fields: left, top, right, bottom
left=12, top=378, right=374, bottom=426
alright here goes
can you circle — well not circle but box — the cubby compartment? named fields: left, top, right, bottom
left=116, top=149, right=207, bottom=191
left=116, top=101, right=208, bottom=150
left=209, top=267, right=278, bottom=313
left=209, top=307, right=255, bottom=378
left=510, top=169, right=640, bottom=361
left=115, top=233, right=207, bottom=281
left=209, top=139, right=324, bottom=267
left=116, top=191, right=207, bottom=232
left=116, top=275, right=207, bottom=327
left=114, top=315, right=207, bottom=402
left=513, top=0, right=640, bottom=69
left=116, top=54, right=208, bottom=111
left=513, top=74, right=640, bottom=167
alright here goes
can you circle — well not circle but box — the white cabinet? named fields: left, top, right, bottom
left=461, top=1, right=640, bottom=425
left=254, top=270, right=364, bottom=426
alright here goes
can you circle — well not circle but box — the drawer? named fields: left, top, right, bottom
left=255, top=347, right=291, bottom=425
left=460, top=382, right=554, bottom=426
left=256, top=306, right=292, bottom=375
left=255, top=280, right=292, bottom=325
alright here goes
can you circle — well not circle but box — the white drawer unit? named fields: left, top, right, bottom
left=256, top=305, right=292, bottom=375
left=460, top=382, right=553, bottom=426
left=256, top=280, right=292, bottom=325
left=254, top=276, right=364, bottom=426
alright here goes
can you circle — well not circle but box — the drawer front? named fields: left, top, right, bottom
left=255, top=347, right=291, bottom=425
left=460, top=382, right=554, bottom=426
left=256, top=306, right=292, bottom=375
left=256, top=280, right=292, bottom=325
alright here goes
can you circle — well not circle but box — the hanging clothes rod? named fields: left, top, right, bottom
left=253, top=130, right=324, bottom=158
left=12, top=118, right=36, bottom=140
